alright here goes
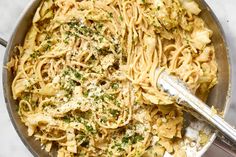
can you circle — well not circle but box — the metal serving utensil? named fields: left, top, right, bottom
left=156, top=68, right=236, bottom=152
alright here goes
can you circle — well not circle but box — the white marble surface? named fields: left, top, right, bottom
left=0, top=0, right=235, bottom=157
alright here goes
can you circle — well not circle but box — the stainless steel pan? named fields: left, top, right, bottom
left=0, top=0, right=232, bottom=156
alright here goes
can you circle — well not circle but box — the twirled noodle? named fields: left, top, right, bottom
left=8, top=0, right=217, bottom=156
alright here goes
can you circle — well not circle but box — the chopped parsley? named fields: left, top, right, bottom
left=44, top=41, right=52, bottom=51
left=60, top=68, right=83, bottom=98
left=92, top=95, right=100, bottom=101
left=74, top=71, right=82, bottom=79
left=111, top=83, right=119, bottom=90
left=132, top=134, right=144, bottom=144
left=62, top=67, right=83, bottom=80
left=101, top=117, right=107, bottom=123
left=110, top=109, right=120, bottom=117
left=122, top=136, right=129, bottom=144
left=63, top=116, right=71, bottom=123
left=102, top=94, right=114, bottom=100
left=111, top=143, right=125, bottom=152
left=62, top=69, right=70, bottom=76
left=109, top=109, right=120, bottom=117
left=42, top=102, right=54, bottom=108
left=119, top=15, right=123, bottom=21
left=108, top=12, right=113, bottom=18
left=84, top=123, right=96, bottom=134
left=83, top=90, right=89, bottom=97
left=30, top=51, right=41, bottom=59
left=61, top=79, right=76, bottom=97
left=184, top=37, right=191, bottom=44
left=67, top=21, right=93, bottom=36
left=99, top=37, right=103, bottom=43
left=108, top=151, right=113, bottom=155
left=122, top=133, right=144, bottom=145
left=63, top=39, right=69, bottom=44
left=115, top=100, right=121, bottom=107
left=96, top=23, right=103, bottom=30
left=85, top=124, right=94, bottom=132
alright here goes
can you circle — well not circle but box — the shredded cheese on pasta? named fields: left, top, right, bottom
left=8, top=0, right=218, bottom=156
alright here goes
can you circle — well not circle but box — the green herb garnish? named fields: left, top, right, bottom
left=108, top=12, right=113, bottom=18
left=109, top=109, right=120, bottom=117
left=111, top=83, right=119, bottom=89
left=63, top=116, right=71, bottom=123
left=83, top=90, right=89, bottom=97
left=74, top=71, right=82, bottom=79
left=122, top=133, right=144, bottom=144
left=119, top=15, right=123, bottom=21
left=30, top=51, right=41, bottom=59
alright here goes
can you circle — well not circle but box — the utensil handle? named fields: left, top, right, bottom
left=214, top=136, right=236, bottom=156
left=156, top=69, right=236, bottom=148
left=0, top=37, right=7, bottom=47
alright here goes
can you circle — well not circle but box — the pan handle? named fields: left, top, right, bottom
left=0, top=37, right=7, bottom=47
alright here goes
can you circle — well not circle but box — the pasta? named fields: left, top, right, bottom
left=7, top=0, right=218, bottom=156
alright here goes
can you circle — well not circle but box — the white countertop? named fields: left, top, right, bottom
left=0, top=0, right=235, bottom=157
